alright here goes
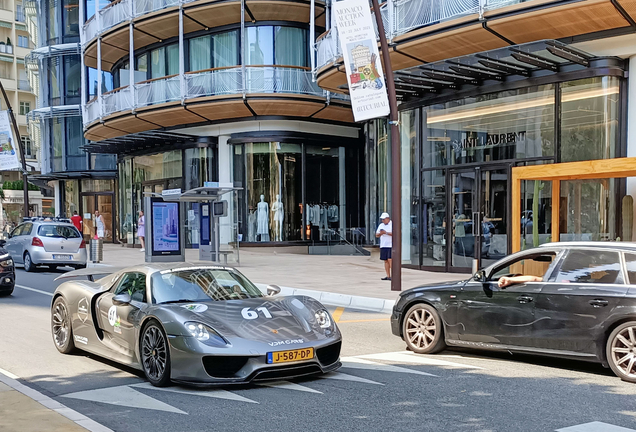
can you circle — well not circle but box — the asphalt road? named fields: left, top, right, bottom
left=1, top=268, right=636, bottom=432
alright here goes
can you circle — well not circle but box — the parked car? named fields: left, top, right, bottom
left=0, top=239, right=15, bottom=295
left=391, top=242, right=636, bottom=383
left=5, top=218, right=87, bottom=272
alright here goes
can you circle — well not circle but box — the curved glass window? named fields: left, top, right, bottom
left=64, top=0, right=80, bottom=39
left=246, top=26, right=308, bottom=67
left=65, top=55, right=81, bottom=104
left=87, top=67, right=113, bottom=101
left=188, top=30, right=239, bottom=72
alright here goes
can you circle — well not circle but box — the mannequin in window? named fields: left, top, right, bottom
left=257, top=195, right=269, bottom=242
left=271, top=194, right=284, bottom=242
left=247, top=208, right=257, bottom=242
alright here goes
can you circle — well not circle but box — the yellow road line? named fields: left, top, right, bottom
left=332, top=307, right=345, bottom=323
left=337, top=318, right=391, bottom=323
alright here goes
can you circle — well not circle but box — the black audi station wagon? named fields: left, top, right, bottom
left=391, top=242, right=636, bottom=382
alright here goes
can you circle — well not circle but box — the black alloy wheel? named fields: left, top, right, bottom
left=141, top=321, right=171, bottom=387
left=402, top=303, right=446, bottom=354
left=51, top=297, right=76, bottom=354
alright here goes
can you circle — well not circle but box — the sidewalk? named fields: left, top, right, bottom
left=0, top=370, right=111, bottom=432
left=91, top=244, right=467, bottom=312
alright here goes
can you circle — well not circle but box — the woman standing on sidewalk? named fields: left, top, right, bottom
left=138, top=210, right=145, bottom=252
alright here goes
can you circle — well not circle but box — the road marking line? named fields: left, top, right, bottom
left=556, top=421, right=636, bottom=432
left=132, top=382, right=258, bottom=404
left=341, top=357, right=437, bottom=377
left=321, top=372, right=384, bottom=385
left=338, top=318, right=390, bottom=323
left=0, top=369, right=115, bottom=431
left=15, top=284, right=53, bottom=297
left=259, top=381, right=323, bottom=394
left=62, top=385, right=187, bottom=415
left=358, top=352, right=483, bottom=369
left=332, top=307, right=345, bottom=323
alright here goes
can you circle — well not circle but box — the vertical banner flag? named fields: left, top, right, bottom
left=334, top=0, right=390, bottom=122
left=0, top=111, right=19, bottom=170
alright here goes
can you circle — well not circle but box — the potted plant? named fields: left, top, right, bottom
left=6, top=38, right=12, bottom=54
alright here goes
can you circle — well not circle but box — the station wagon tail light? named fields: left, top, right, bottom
left=80, top=239, right=86, bottom=248
left=31, top=237, right=43, bottom=247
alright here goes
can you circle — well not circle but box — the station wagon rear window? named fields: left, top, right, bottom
left=552, top=250, right=621, bottom=284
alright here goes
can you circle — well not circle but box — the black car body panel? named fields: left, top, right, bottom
left=392, top=243, right=636, bottom=367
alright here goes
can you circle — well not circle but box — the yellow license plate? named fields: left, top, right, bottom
left=267, top=347, right=314, bottom=364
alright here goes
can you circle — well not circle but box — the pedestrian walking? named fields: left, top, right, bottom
left=94, top=210, right=105, bottom=239
left=137, top=210, right=145, bottom=252
left=376, top=212, right=393, bottom=281
left=70, top=210, right=82, bottom=232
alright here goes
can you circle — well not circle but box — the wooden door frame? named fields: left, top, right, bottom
left=511, top=157, right=636, bottom=253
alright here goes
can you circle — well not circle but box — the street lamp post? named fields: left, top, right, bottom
left=370, top=0, right=402, bottom=291
left=0, top=80, right=29, bottom=219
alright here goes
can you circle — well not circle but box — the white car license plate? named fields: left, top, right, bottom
left=53, top=254, right=72, bottom=260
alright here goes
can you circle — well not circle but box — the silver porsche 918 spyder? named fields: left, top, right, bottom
left=50, top=264, right=342, bottom=386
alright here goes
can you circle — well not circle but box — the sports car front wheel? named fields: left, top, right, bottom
left=141, top=320, right=171, bottom=387
left=51, top=297, right=76, bottom=354
left=402, top=303, right=446, bottom=354
left=607, top=321, right=636, bottom=383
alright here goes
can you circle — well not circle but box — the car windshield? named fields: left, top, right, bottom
left=38, top=225, right=81, bottom=239
left=150, top=268, right=264, bottom=304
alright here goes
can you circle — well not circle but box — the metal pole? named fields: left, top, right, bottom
left=371, top=0, right=401, bottom=291
left=240, top=0, right=246, bottom=95
left=178, top=5, right=185, bottom=102
left=0, top=81, right=29, bottom=218
left=310, top=0, right=315, bottom=80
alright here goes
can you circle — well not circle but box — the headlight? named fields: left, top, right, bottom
left=0, top=259, right=13, bottom=267
left=315, top=310, right=332, bottom=329
left=184, top=322, right=228, bottom=347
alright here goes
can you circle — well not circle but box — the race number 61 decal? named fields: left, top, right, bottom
left=242, top=307, right=272, bottom=319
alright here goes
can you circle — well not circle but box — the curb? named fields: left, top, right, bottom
left=0, top=368, right=113, bottom=432
left=255, top=283, right=395, bottom=314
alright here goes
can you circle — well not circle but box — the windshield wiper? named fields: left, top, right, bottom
left=158, top=299, right=195, bottom=305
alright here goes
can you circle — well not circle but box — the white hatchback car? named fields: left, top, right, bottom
left=5, top=218, right=87, bottom=271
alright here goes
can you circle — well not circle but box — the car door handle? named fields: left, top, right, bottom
left=517, top=295, right=533, bottom=303
left=589, top=299, right=609, bottom=307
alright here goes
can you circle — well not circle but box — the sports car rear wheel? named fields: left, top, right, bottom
left=141, top=321, right=171, bottom=387
left=51, top=297, right=76, bottom=354
left=607, top=321, right=636, bottom=383
left=403, top=303, right=446, bottom=354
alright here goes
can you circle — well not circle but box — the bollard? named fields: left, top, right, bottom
left=90, top=238, right=103, bottom=263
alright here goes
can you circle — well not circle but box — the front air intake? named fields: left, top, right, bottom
left=202, top=356, right=250, bottom=378
left=316, top=341, right=341, bottom=366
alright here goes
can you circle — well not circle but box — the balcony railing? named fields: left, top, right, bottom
left=83, top=66, right=348, bottom=127
left=315, top=0, right=544, bottom=71
left=83, top=0, right=219, bottom=45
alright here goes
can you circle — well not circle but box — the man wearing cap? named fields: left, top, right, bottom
left=376, top=212, right=393, bottom=280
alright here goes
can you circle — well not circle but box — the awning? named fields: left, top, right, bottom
left=0, top=21, right=12, bottom=29
left=82, top=130, right=215, bottom=156
left=386, top=40, right=625, bottom=102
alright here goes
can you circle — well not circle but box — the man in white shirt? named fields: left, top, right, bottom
left=376, top=212, right=393, bottom=281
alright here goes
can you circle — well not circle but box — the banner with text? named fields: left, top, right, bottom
left=334, top=0, right=390, bottom=122
left=0, top=111, right=19, bottom=170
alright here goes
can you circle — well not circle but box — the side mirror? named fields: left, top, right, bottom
left=112, top=293, right=132, bottom=306
left=266, top=284, right=281, bottom=296
left=0, top=239, right=7, bottom=247
left=474, top=270, right=486, bottom=283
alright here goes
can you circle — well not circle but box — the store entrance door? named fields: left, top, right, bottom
left=81, top=193, right=114, bottom=242
left=449, top=166, right=509, bottom=272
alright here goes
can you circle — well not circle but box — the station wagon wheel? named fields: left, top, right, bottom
left=402, top=303, right=446, bottom=354
left=51, top=297, right=76, bottom=354
left=607, top=321, right=636, bottom=383
left=141, top=321, right=171, bottom=387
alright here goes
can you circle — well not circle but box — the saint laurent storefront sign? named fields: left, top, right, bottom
left=453, top=131, right=526, bottom=150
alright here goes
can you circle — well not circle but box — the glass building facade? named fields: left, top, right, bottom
left=375, top=75, right=624, bottom=272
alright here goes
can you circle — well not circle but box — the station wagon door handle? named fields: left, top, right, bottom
left=589, top=299, right=609, bottom=307
left=517, top=295, right=533, bottom=303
